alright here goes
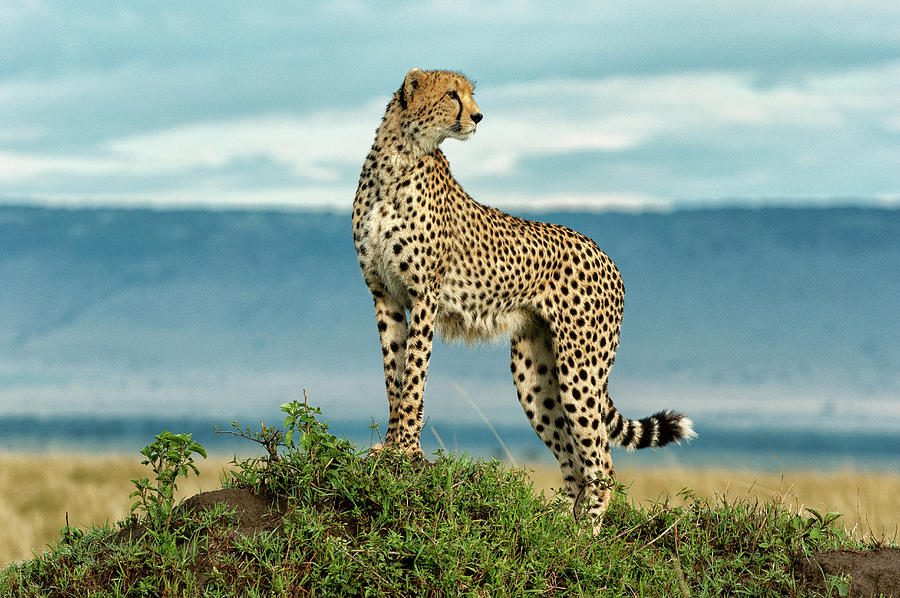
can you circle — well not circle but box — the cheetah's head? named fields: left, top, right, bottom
left=398, top=68, right=483, bottom=153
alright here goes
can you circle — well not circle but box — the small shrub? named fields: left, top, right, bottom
left=129, top=430, right=207, bottom=528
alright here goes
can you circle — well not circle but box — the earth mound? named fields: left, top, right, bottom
left=182, top=488, right=900, bottom=597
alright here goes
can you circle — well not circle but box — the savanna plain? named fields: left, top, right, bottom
left=2, top=450, right=897, bottom=566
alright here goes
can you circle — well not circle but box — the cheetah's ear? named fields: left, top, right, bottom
left=403, top=68, right=426, bottom=103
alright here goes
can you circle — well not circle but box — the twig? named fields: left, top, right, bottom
left=609, top=507, right=668, bottom=543
left=215, top=426, right=282, bottom=461
left=349, top=549, right=414, bottom=557
left=430, top=426, right=447, bottom=452
left=640, top=513, right=687, bottom=550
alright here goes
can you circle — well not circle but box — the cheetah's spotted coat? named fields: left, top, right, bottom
left=352, top=68, right=696, bottom=526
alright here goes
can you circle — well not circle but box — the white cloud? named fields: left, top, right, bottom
left=106, top=103, right=382, bottom=183
left=16, top=186, right=353, bottom=211
left=446, top=62, right=900, bottom=197
left=0, top=98, right=385, bottom=184
left=470, top=70, right=852, bottom=151
left=0, top=151, right=121, bottom=181
left=483, top=191, right=670, bottom=213
left=2, top=59, right=899, bottom=208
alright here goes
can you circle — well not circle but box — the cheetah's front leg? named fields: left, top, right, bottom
left=390, top=293, right=437, bottom=455
left=371, top=287, right=437, bottom=457
left=370, top=286, right=409, bottom=449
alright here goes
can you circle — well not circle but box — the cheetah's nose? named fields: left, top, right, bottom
left=471, top=112, right=483, bottom=124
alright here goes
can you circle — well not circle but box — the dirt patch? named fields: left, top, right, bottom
left=797, top=548, right=900, bottom=597
left=179, top=487, right=284, bottom=536
left=111, top=487, right=283, bottom=546
left=177, top=488, right=287, bottom=588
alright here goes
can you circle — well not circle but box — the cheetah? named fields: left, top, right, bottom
left=352, top=68, right=696, bottom=527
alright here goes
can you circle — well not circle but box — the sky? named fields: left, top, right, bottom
left=1, top=1, right=899, bottom=212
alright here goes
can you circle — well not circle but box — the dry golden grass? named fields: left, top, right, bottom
left=529, top=464, right=900, bottom=542
left=2, top=452, right=897, bottom=567
left=0, top=452, right=235, bottom=567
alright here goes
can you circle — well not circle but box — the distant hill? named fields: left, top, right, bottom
left=1, top=205, right=898, bottom=440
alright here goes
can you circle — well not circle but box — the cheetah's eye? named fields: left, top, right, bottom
left=446, top=90, right=458, bottom=101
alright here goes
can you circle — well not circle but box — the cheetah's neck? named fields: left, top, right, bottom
left=371, top=95, right=436, bottom=163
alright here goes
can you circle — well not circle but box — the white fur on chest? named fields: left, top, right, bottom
left=360, top=203, right=413, bottom=310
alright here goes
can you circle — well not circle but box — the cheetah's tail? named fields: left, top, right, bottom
left=604, top=404, right=697, bottom=452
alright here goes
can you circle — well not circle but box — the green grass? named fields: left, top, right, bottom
left=0, top=402, right=877, bottom=597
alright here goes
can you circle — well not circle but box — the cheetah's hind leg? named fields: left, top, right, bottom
left=510, top=321, right=593, bottom=518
